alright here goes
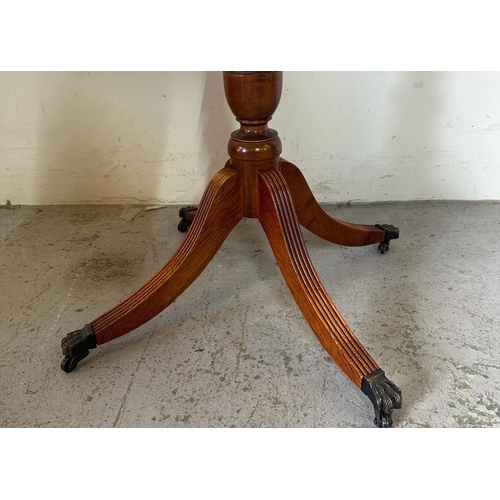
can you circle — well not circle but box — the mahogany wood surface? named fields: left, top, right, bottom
left=258, top=168, right=379, bottom=386
left=279, top=159, right=386, bottom=246
left=92, top=166, right=242, bottom=344
left=225, top=71, right=283, bottom=218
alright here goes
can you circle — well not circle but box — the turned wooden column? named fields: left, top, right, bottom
left=224, top=71, right=283, bottom=217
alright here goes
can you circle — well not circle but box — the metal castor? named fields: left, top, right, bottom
left=361, top=368, right=402, bottom=428
left=375, top=224, right=399, bottom=255
left=177, top=219, right=190, bottom=233
left=378, top=241, right=390, bottom=254
left=178, top=206, right=197, bottom=233
left=60, top=356, right=79, bottom=373
left=60, top=324, right=97, bottom=373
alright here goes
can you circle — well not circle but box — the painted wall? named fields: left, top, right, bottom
left=1, top=71, right=499, bottom=205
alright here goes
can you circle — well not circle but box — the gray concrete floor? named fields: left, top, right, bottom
left=1, top=201, right=499, bottom=428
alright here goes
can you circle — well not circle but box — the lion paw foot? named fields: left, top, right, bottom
left=361, top=369, right=402, bottom=428
left=60, top=324, right=97, bottom=373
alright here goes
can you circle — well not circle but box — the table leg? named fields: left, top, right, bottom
left=258, top=167, right=401, bottom=427
left=279, top=159, right=399, bottom=251
left=61, top=166, right=242, bottom=372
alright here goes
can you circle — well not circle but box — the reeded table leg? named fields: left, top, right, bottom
left=258, top=168, right=401, bottom=427
left=279, top=159, right=399, bottom=250
left=61, top=166, right=242, bottom=372
left=59, top=71, right=403, bottom=427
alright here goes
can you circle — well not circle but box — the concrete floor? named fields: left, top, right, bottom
left=1, top=201, right=499, bottom=428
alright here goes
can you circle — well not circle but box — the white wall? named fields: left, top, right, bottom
left=1, top=71, right=500, bottom=205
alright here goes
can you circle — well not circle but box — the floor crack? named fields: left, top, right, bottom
left=243, top=398, right=261, bottom=428
left=112, top=325, right=157, bottom=427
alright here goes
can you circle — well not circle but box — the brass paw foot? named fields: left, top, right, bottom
left=361, top=369, right=402, bottom=427
left=375, top=224, right=400, bottom=254
left=60, top=324, right=97, bottom=373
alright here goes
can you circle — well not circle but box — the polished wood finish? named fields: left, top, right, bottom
left=225, top=72, right=282, bottom=218
left=258, top=168, right=379, bottom=386
left=279, top=159, right=387, bottom=246
left=62, top=71, right=401, bottom=426
left=92, top=165, right=242, bottom=344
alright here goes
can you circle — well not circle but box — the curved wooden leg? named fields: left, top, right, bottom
left=279, top=159, right=399, bottom=248
left=61, top=166, right=242, bottom=367
left=258, top=168, right=401, bottom=427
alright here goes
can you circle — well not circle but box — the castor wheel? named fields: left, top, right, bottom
left=378, top=241, right=390, bottom=254
left=61, top=356, right=78, bottom=373
left=375, top=224, right=399, bottom=255
left=60, top=324, right=97, bottom=373
left=177, top=219, right=190, bottom=233
left=178, top=206, right=197, bottom=233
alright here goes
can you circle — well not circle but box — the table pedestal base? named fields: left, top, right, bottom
left=60, top=71, right=402, bottom=427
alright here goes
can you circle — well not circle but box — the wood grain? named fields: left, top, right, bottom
left=92, top=166, right=242, bottom=344
left=258, top=168, right=380, bottom=386
left=279, top=159, right=386, bottom=246
left=68, top=72, right=384, bottom=392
